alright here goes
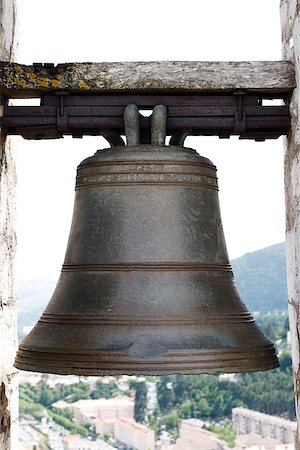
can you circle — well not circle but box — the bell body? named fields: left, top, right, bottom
left=15, top=145, right=278, bottom=375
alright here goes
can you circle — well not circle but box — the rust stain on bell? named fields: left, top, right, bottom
left=14, top=144, right=279, bottom=375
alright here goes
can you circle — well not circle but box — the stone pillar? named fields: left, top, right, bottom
left=0, top=0, right=18, bottom=449
left=281, top=1, right=300, bottom=448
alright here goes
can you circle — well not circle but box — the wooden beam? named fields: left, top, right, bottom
left=0, top=61, right=295, bottom=98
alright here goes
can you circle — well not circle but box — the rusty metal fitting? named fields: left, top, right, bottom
left=124, top=104, right=140, bottom=145
left=151, top=105, right=167, bottom=145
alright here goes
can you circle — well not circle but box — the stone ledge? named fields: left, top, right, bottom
left=0, top=61, right=295, bottom=97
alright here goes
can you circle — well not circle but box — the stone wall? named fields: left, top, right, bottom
left=0, top=0, right=18, bottom=449
left=281, top=0, right=300, bottom=448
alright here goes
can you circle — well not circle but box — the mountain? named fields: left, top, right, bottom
left=17, top=278, right=56, bottom=338
left=17, top=242, right=288, bottom=337
left=231, top=242, right=288, bottom=312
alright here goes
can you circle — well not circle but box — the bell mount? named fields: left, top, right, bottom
left=0, top=91, right=290, bottom=145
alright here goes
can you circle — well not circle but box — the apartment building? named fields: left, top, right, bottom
left=67, top=396, right=134, bottom=425
left=114, top=418, right=155, bottom=450
left=233, top=408, right=296, bottom=445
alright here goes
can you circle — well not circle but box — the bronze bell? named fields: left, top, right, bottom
left=14, top=105, right=278, bottom=375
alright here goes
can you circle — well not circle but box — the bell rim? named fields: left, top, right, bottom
left=14, top=344, right=279, bottom=376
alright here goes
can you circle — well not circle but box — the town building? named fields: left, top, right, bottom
left=114, top=418, right=155, bottom=450
left=168, top=418, right=230, bottom=450
left=52, top=400, right=70, bottom=409
left=93, top=416, right=155, bottom=450
left=232, top=408, right=296, bottom=445
left=62, top=434, right=115, bottom=450
left=234, top=432, right=294, bottom=449
left=67, top=396, right=134, bottom=425
left=93, top=418, right=115, bottom=435
left=53, top=395, right=155, bottom=450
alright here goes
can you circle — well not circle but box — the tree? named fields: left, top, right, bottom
left=39, top=385, right=54, bottom=407
left=91, top=380, right=120, bottom=399
left=208, top=422, right=236, bottom=448
left=173, top=375, right=190, bottom=404
left=19, top=399, right=46, bottom=421
left=134, top=382, right=148, bottom=423
left=65, top=382, right=90, bottom=403
left=280, top=349, right=292, bottom=371
left=197, top=398, right=210, bottom=418
left=161, top=412, right=179, bottom=431
left=179, top=401, right=192, bottom=419
left=157, top=377, right=176, bottom=412
left=49, top=412, right=88, bottom=437
left=51, top=407, right=74, bottom=420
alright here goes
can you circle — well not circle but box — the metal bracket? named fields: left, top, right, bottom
left=233, top=91, right=247, bottom=134
left=56, top=92, right=69, bottom=133
left=0, top=92, right=290, bottom=146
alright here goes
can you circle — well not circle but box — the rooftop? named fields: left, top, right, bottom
left=116, top=418, right=154, bottom=434
left=63, top=434, right=115, bottom=449
left=180, top=418, right=205, bottom=428
left=235, top=432, right=282, bottom=449
left=233, top=408, right=297, bottom=429
left=71, top=395, right=133, bottom=409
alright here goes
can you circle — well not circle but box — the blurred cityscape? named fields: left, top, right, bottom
left=18, top=360, right=296, bottom=450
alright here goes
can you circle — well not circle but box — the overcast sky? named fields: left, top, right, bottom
left=14, top=0, right=285, bottom=281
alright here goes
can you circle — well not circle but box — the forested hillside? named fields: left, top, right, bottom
left=232, top=242, right=287, bottom=312
left=18, top=278, right=55, bottom=338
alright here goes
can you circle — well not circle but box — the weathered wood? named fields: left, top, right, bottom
left=281, top=0, right=300, bottom=448
left=0, top=61, right=295, bottom=98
